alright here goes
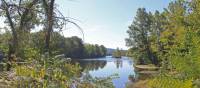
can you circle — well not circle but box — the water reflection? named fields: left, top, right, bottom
left=74, top=59, right=107, bottom=72
left=114, top=59, right=123, bottom=69
left=73, top=57, right=135, bottom=88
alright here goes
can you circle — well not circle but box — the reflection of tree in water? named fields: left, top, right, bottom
left=114, top=59, right=123, bottom=69
left=75, top=60, right=107, bottom=72
left=128, top=60, right=133, bottom=66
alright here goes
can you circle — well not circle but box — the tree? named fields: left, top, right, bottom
left=0, top=0, right=91, bottom=87
left=125, top=8, right=158, bottom=65
left=0, top=0, right=39, bottom=70
left=151, top=11, right=166, bottom=53
left=148, top=0, right=200, bottom=87
left=99, top=45, right=107, bottom=57
left=42, top=0, right=55, bottom=53
left=83, top=44, right=107, bottom=58
left=67, top=36, right=84, bottom=58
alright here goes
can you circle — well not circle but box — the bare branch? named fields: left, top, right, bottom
left=55, top=8, right=82, bottom=23
left=54, top=8, right=84, bottom=41
left=17, top=0, right=22, bottom=16
left=1, top=0, right=16, bottom=33
left=54, top=16, right=84, bottom=41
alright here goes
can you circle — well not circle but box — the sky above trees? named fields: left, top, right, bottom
left=0, top=0, right=172, bottom=50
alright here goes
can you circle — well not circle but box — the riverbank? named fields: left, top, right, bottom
left=131, top=64, right=159, bottom=88
left=135, top=65, right=159, bottom=71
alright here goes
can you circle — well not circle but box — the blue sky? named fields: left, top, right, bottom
left=0, top=0, right=173, bottom=50
left=56, top=0, right=172, bottom=50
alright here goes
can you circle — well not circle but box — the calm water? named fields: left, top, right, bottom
left=74, top=56, right=135, bottom=88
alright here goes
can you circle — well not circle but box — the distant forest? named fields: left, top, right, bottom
left=0, top=31, right=107, bottom=59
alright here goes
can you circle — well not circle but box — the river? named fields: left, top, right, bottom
left=73, top=56, right=135, bottom=88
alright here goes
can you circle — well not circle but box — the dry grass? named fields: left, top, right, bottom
left=135, top=65, right=159, bottom=71
left=131, top=64, right=159, bottom=88
left=131, top=80, right=149, bottom=88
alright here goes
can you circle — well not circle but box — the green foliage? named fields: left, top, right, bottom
left=13, top=55, right=81, bottom=88
left=148, top=76, right=193, bottom=88
left=0, top=0, right=111, bottom=87
left=127, top=0, right=200, bottom=88
left=126, top=8, right=158, bottom=65
left=31, top=31, right=107, bottom=59
left=83, top=44, right=107, bottom=58
left=0, top=30, right=11, bottom=55
left=146, top=0, right=200, bottom=88
left=80, top=73, right=118, bottom=88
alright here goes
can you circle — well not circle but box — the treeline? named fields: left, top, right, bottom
left=126, top=0, right=200, bottom=87
left=2, top=31, right=107, bottom=59
left=0, top=0, right=112, bottom=87
left=0, top=0, right=83, bottom=87
left=84, top=44, right=107, bottom=58
left=112, top=48, right=127, bottom=58
left=48, top=32, right=107, bottom=59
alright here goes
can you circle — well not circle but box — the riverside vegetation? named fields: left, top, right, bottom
left=1, top=0, right=200, bottom=88
left=0, top=0, right=113, bottom=88
left=126, top=0, right=200, bottom=88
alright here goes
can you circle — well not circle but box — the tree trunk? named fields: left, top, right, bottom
left=146, top=44, right=157, bottom=65
left=2, top=0, right=38, bottom=70
left=43, top=0, right=55, bottom=53
left=2, top=0, right=18, bottom=71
